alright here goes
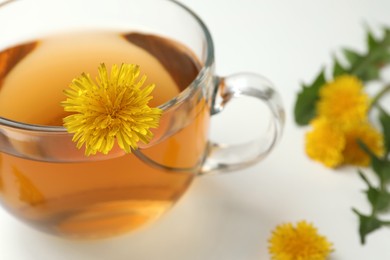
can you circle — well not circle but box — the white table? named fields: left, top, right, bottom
left=1, top=0, right=390, bottom=259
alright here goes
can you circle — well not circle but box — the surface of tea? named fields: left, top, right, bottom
left=0, top=32, right=208, bottom=238
left=0, top=32, right=199, bottom=125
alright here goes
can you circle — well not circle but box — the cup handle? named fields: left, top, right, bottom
left=200, top=73, right=285, bottom=175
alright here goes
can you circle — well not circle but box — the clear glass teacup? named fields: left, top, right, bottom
left=0, top=0, right=284, bottom=239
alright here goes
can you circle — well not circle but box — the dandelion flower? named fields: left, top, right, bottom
left=343, top=122, right=384, bottom=166
left=317, top=75, right=369, bottom=127
left=268, top=220, right=333, bottom=260
left=62, top=63, right=162, bottom=156
left=305, top=117, right=345, bottom=168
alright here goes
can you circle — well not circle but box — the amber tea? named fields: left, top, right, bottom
left=0, top=31, right=209, bottom=238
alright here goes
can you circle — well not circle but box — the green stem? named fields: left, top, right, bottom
left=371, top=84, right=390, bottom=109
left=381, top=220, right=390, bottom=226
left=380, top=180, right=387, bottom=193
left=371, top=207, right=378, bottom=217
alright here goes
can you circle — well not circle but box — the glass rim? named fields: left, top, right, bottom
left=0, top=0, right=215, bottom=133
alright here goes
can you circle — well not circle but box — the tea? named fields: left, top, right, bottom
left=0, top=32, right=209, bottom=238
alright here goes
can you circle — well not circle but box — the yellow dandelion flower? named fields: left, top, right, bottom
left=343, top=122, right=384, bottom=166
left=305, top=117, right=345, bottom=168
left=317, top=75, right=369, bottom=127
left=268, top=220, right=333, bottom=260
left=62, top=63, right=162, bottom=156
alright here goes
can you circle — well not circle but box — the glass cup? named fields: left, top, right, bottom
left=0, top=0, right=284, bottom=239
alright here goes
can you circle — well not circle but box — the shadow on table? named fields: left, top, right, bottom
left=15, top=178, right=275, bottom=260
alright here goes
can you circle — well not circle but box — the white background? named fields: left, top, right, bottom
left=1, top=0, right=390, bottom=259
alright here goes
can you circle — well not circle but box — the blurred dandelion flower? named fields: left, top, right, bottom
left=305, top=117, right=345, bottom=168
left=343, top=122, right=384, bottom=166
left=268, top=220, right=333, bottom=260
left=317, top=75, right=369, bottom=127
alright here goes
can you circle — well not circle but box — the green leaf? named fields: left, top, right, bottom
left=347, top=27, right=390, bottom=82
left=366, top=187, right=390, bottom=212
left=358, top=169, right=373, bottom=188
left=358, top=169, right=390, bottom=212
left=367, top=29, right=378, bottom=49
left=383, top=52, right=390, bottom=64
left=379, top=107, right=390, bottom=154
left=371, top=157, right=390, bottom=184
left=294, top=69, right=326, bottom=126
left=333, top=57, right=348, bottom=77
left=384, top=28, right=390, bottom=42
left=359, top=141, right=390, bottom=183
left=352, top=208, right=382, bottom=244
left=358, top=66, right=381, bottom=82
left=343, top=48, right=362, bottom=65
